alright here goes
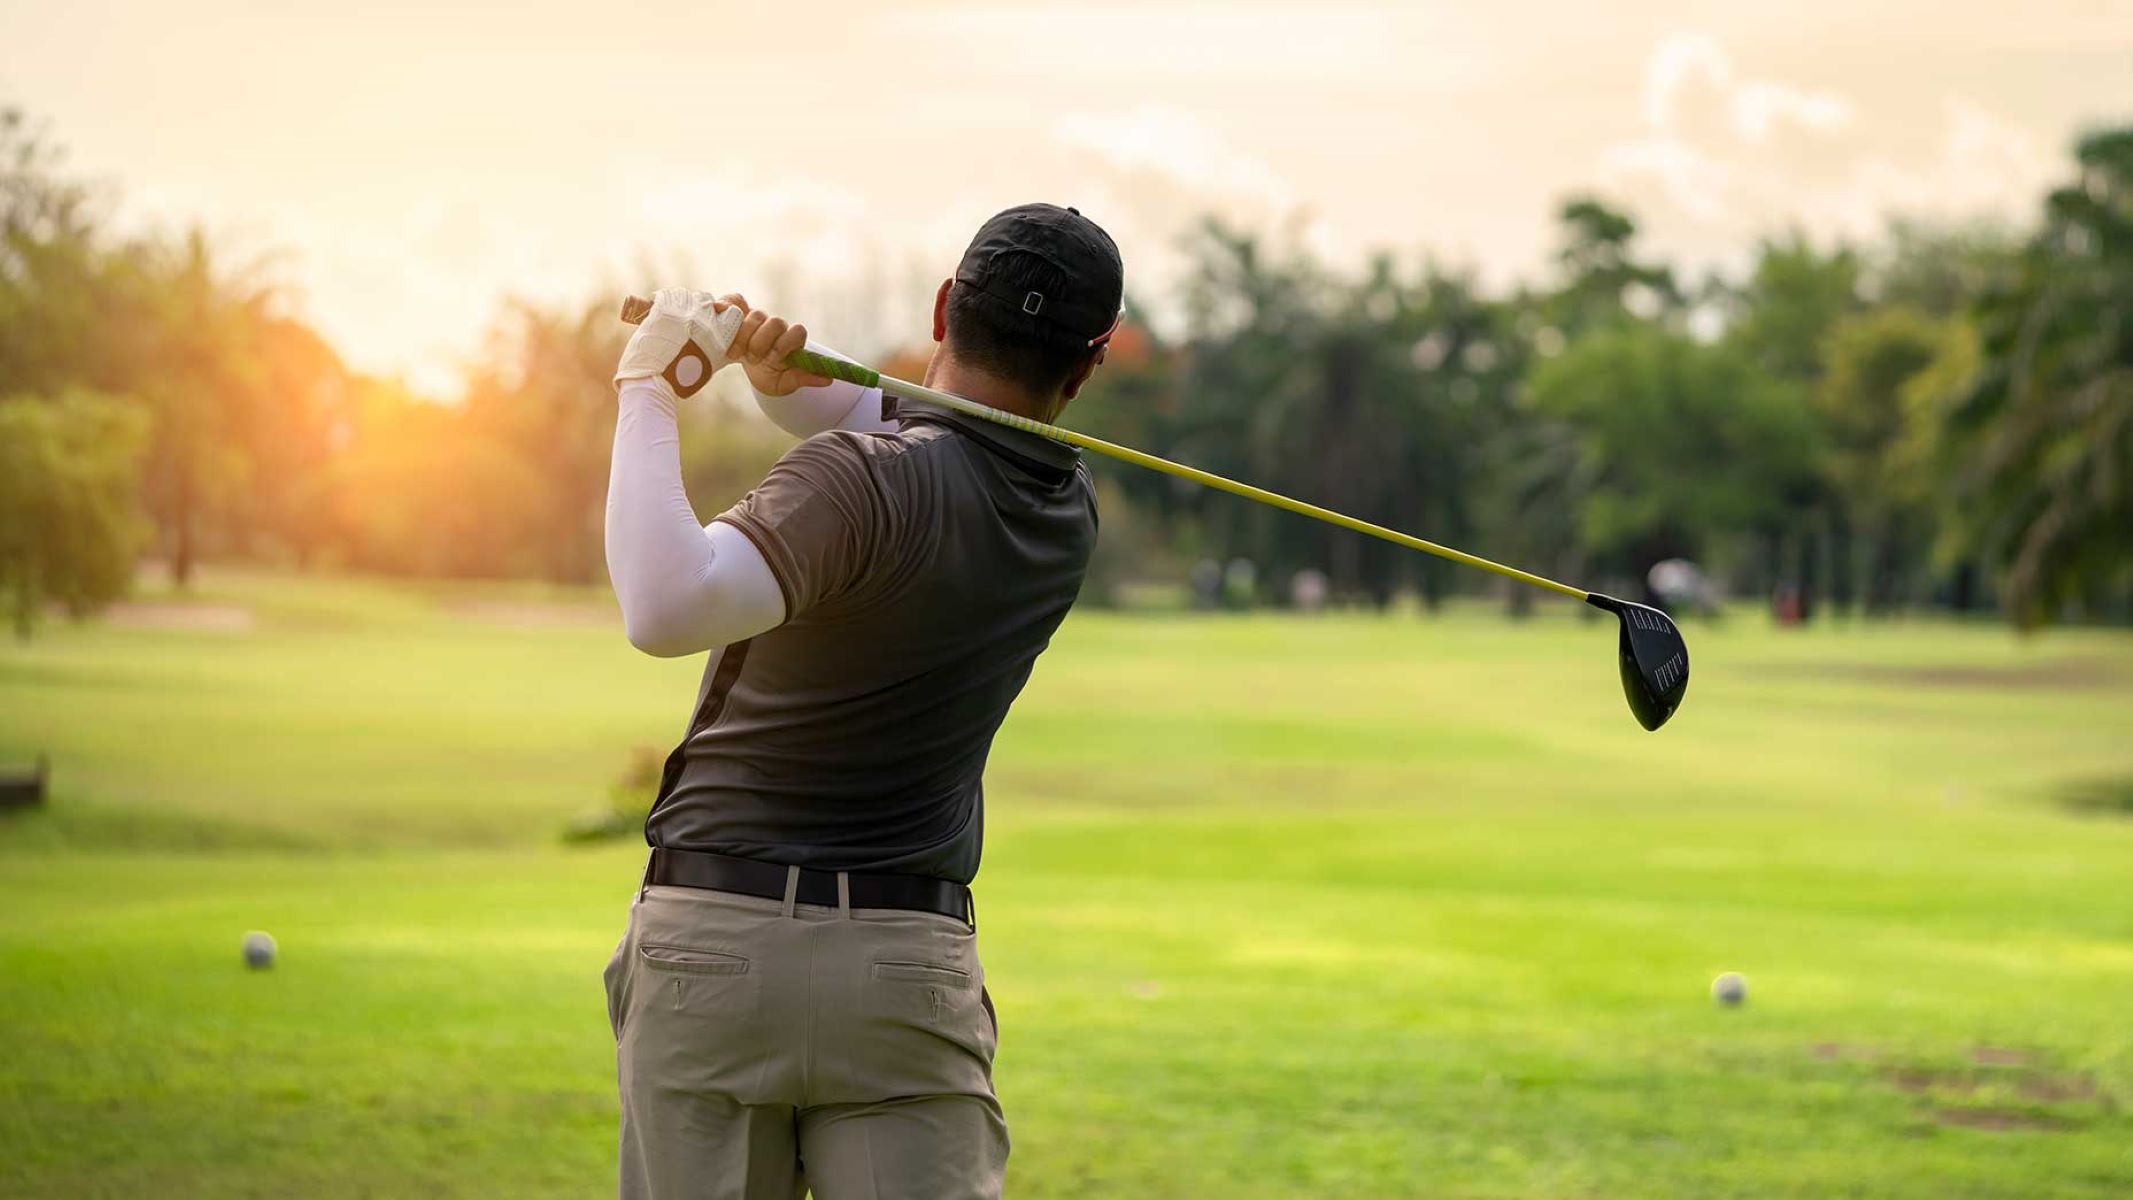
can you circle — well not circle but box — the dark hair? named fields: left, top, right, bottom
left=943, top=252, right=1099, bottom=397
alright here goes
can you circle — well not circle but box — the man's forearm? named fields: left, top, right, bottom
left=752, top=341, right=898, bottom=437
left=605, top=380, right=785, bottom=656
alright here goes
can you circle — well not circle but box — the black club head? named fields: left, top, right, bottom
left=1585, top=593, right=1690, bottom=731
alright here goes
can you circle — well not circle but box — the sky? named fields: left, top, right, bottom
left=3, top=0, right=2129, bottom=392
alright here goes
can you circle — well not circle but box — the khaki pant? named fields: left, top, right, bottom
left=604, top=878, right=1006, bottom=1200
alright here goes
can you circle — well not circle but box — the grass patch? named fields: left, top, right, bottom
left=3, top=568, right=2131, bottom=1198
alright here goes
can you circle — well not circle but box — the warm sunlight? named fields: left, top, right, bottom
left=4, top=1, right=2121, bottom=388
left=3, top=5, right=2130, bottom=1198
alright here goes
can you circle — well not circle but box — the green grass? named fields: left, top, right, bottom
left=3, top=569, right=2131, bottom=1198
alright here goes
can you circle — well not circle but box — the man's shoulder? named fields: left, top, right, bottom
left=766, top=426, right=958, bottom=524
left=767, top=426, right=932, bottom=490
left=786, top=423, right=954, bottom=471
left=786, top=421, right=1088, bottom=514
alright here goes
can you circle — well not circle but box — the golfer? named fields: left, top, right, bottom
left=601, top=204, right=1123, bottom=1199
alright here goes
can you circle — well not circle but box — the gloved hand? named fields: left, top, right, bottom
left=613, top=288, right=747, bottom=399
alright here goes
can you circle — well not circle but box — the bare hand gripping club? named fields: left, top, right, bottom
left=620, top=295, right=1689, bottom=730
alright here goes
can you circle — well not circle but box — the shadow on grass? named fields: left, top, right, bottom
left=0, top=797, right=324, bottom=854
left=1758, top=660, right=2129, bottom=691
left=2057, top=776, right=2133, bottom=819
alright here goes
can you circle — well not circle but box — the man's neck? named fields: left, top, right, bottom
left=924, top=356, right=1057, bottom=423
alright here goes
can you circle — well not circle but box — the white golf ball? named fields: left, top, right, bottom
left=242, top=930, right=277, bottom=970
left=1711, top=971, right=1746, bottom=1006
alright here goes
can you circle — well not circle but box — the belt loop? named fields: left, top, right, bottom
left=835, top=871, right=852, bottom=919
left=780, top=865, right=800, bottom=918
left=638, top=850, right=655, bottom=903
left=965, top=888, right=977, bottom=933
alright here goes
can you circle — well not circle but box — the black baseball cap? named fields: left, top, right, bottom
left=953, top=203, right=1124, bottom=347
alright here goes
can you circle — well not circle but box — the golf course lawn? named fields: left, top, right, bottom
left=2, top=569, right=2130, bottom=1199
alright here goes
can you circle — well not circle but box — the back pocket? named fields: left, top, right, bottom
left=624, top=940, right=767, bottom=1102
left=640, top=943, right=750, bottom=976
left=872, top=960, right=973, bottom=988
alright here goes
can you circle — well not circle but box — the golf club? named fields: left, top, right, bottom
left=621, top=295, right=1690, bottom=730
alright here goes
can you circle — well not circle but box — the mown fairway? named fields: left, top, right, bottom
left=2, top=570, right=2130, bottom=1199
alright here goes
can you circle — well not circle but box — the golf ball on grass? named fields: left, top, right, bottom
left=241, top=931, right=277, bottom=970
left=1711, top=971, right=1746, bottom=1006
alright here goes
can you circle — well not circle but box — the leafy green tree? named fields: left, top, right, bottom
left=234, top=314, right=350, bottom=566
left=1726, top=234, right=1863, bottom=383
left=5, top=110, right=350, bottom=586
left=321, top=377, right=546, bottom=579
left=1526, top=326, right=1816, bottom=591
left=132, top=230, right=285, bottom=587
left=1876, top=220, right=2021, bottom=319
left=1949, top=126, right=2133, bottom=626
left=1707, top=235, right=1864, bottom=612
left=1342, top=258, right=1523, bottom=608
left=1847, top=222, right=2013, bottom=612
left=1130, top=221, right=1329, bottom=597
left=1814, top=307, right=1971, bottom=610
left=0, top=391, right=149, bottom=637
left=1128, top=224, right=1523, bottom=607
left=462, top=298, right=632, bottom=584
left=1069, top=302, right=1175, bottom=512
left=1488, top=198, right=1680, bottom=614
left=0, top=109, right=124, bottom=397
left=1546, top=196, right=1683, bottom=335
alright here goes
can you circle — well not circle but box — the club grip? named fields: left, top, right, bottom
left=618, top=295, right=882, bottom=390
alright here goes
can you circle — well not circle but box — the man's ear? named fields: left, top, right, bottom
left=1059, top=345, right=1106, bottom=401
left=931, top=278, right=953, bottom=344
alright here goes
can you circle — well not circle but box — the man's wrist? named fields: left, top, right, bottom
left=618, top=376, right=680, bottom=413
left=612, top=288, right=745, bottom=398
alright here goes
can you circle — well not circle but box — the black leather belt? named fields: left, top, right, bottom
left=646, top=847, right=972, bottom=925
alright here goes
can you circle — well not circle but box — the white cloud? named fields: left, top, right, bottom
left=1602, top=137, right=1733, bottom=222
left=1053, top=105, right=1296, bottom=212
left=874, top=3, right=1416, bottom=86
left=1045, top=104, right=1351, bottom=336
left=1639, top=33, right=1853, bottom=143
left=1602, top=33, right=2049, bottom=261
left=624, top=171, right=873, bottom=250
left=1731, top=81, right=1853, bottom=142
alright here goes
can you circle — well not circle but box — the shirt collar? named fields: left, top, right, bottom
left=892, top=395, right=1082, bottom=479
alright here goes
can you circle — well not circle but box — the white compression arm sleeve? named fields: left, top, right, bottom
left=751, top=340, right=900, bottom=437
left=606, top=379, right=787, bottom=656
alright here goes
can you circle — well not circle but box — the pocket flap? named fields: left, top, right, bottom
left=872, top=960, right=973, bottom=988
left=639, top=943, right=750, bottom=975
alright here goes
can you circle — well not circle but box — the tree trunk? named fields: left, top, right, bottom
left=12, top=564, right=34, bottom=640
left=1828, top=505, right=1855, bottom=618
left=1794, top=520, right=1820, bottom=624
left=172, top=460, right=195, bottom=589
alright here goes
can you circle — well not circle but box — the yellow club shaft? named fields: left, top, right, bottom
left=884, top=373, right=1590, bottom=603
left=615, top=295, right=1588, bottom=602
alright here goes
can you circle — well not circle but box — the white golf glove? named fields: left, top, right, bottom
left=613, top=287, right=746, bottom=400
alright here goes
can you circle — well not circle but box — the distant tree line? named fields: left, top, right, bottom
left=0, top=108, right=789, bottom=635
left=1072, top=133, right=2132, bottom=628
left=1, top=105, right=2127, bottom=634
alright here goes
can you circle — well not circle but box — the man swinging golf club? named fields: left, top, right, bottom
left=602, top=203, right=1123, bottom=1200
